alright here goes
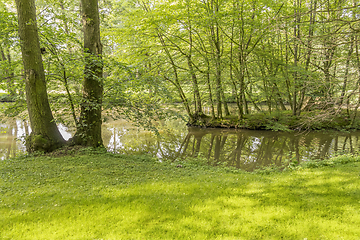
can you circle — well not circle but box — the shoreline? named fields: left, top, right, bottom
left=186, top=110, right=360, bottom=132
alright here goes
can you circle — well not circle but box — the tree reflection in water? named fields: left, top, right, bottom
left=2, top=118, right=360, bottom=171
left=102, top=122, right=360, bottom=171
left=0, top=119, right=28, bottom=160
left=167, top=128, right=360, bottom=171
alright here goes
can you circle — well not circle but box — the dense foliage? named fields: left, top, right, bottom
left=109, top=0, right=360, bottom=123
left=1, top=0, right=360, bottom=130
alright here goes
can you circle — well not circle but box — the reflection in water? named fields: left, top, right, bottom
left=1, top=118, right=360, bottom=171
left=0, top=119, right=29, bottom=160
left=184, top=128, right=360, bottom=171
left=176, top=128, right=346, bottom=171
left=0, top=120, right=71, bottom=160
left=103, top=121, right=360, bottom=171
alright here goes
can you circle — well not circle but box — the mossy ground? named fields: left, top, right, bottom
left=1, top=149, right=360, bottom=239
left=189, top=109, right=360, bottom=131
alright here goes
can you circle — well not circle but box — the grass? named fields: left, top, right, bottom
left=1, top=150, right=360, bottom=239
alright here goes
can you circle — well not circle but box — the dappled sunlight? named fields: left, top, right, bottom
left=1, top=152, right=360, bottom=239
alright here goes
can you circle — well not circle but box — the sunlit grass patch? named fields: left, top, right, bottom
left=1, top=153, right=360, bottom=239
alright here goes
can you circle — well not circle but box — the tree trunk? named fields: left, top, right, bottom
left=292, top=0, right=301, bottom=116
left=15, top=0, right=65, bottom=152
left=73, top=0, right=103, bottom=147
left=184, top=5, right=202, bottom=118
left=205, top=58, right=216, bottom=119
left=207, top=0, right=229, bottom=117
left=297, top=0, right=316, bottom=115
left=187, top=24, right=202, bottom=117
left=157, top=33, right=193, bottom=120
left=340, top=36, right=353, bottom=106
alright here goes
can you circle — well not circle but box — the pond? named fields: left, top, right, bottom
left=1, top=118, right=360, bottom=171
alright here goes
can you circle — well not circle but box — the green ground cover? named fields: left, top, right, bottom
left=1, top=150, right=360, bottom=239
left=190, top=109, right=360, bottom=131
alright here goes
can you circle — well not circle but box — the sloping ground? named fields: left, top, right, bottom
left=1, top=151, right=360, bottom=239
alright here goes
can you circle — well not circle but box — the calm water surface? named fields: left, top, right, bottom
left=1, top=118, right=360, bottom=171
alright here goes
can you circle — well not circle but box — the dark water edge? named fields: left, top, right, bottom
left=1, top=118, right=360, bottom=171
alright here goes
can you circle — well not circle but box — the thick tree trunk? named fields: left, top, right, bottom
left=73, top=0, right=104, bottom=147
left=15, top=0, right=65, bottom=152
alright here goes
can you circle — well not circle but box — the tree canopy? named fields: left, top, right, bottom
left=1, top=0, right=360, bottom=151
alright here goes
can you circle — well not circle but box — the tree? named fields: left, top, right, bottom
left=72, top=0, right=104, bottom=147
left=14, top=0, right=65, bottom=152
left=0, top=2, right=20, bottom=98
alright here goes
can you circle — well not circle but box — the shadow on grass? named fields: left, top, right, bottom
left=1, top=154, right=360, bottom=239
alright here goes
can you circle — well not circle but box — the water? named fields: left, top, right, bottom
left=1, top=118, right=360, bottom=171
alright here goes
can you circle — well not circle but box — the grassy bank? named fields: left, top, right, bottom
left=1, top=151, right=360, bottom=239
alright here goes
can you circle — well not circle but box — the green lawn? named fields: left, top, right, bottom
left=1, top=151, right=360, bottom=239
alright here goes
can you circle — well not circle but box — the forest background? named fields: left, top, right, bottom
left=1, top=0, right=360, bottom=151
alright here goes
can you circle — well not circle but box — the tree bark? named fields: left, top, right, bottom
left=15, top=0, right=65, bottom=152
left=73, top=0, right=103, bottom=147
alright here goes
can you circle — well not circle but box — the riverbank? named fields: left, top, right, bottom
left=188, top=109, right=360, bottom=131
left=1, top=150, right=360, bottom=239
